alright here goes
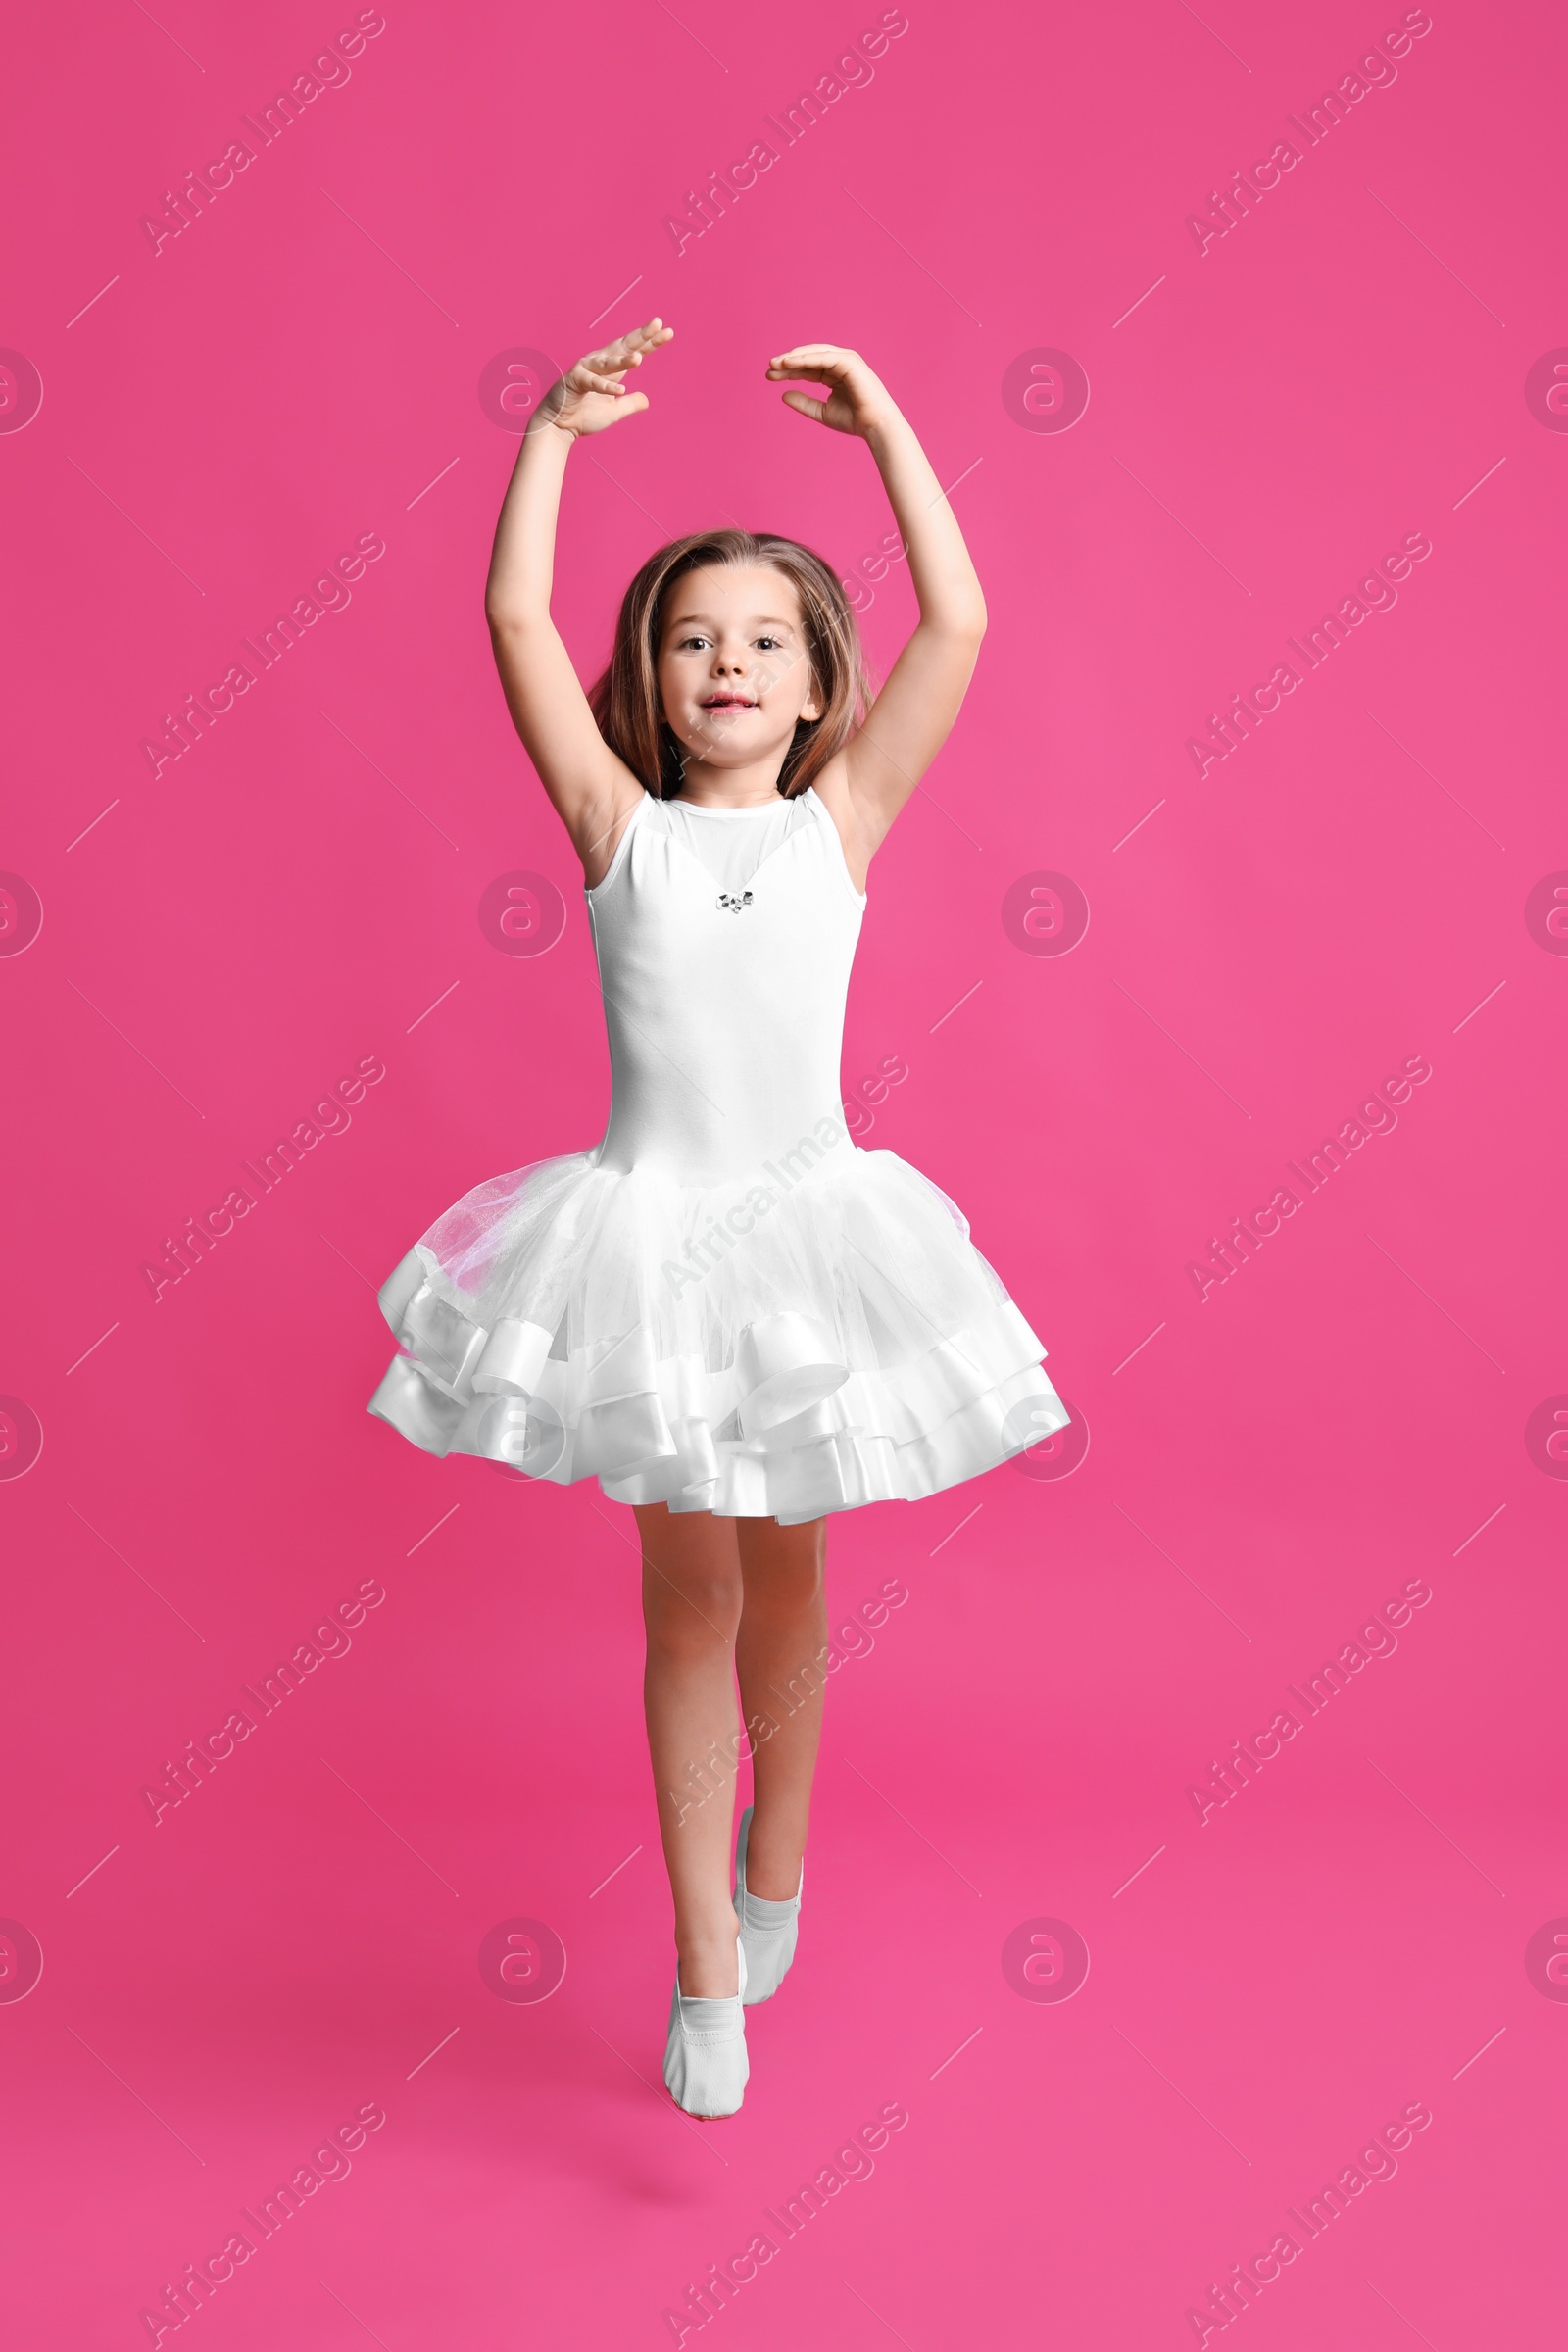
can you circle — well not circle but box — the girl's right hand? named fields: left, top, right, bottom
left=532, top=318, right=674, bottom=438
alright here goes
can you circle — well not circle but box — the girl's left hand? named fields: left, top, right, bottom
left=765, top=345, right=897, bottom=438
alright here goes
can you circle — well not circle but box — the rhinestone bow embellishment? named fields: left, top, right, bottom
left=715, top=888, right=754, bottom=912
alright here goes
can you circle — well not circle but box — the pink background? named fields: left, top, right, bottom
left=3, top=0, right=1564, bottom=2343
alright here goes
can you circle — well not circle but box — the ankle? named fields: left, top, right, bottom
left=676, top=1915, right=740, bottom=1998
left=744, top=1820, right=804, bottom=1902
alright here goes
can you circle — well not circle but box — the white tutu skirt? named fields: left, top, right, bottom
left=367, top=1143, right=1070, bottom=1524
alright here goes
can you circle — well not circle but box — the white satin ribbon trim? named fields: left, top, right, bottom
left=733, top=1311, right=850, bottom=1434
left=470, top=1317, right=555, bottom=1397
left=377, top=1248, right=426, bottom=1327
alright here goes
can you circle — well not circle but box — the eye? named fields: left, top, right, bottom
left=755, top=635, right=782, bottom=651
left=673, top=633, right=711, bottom=652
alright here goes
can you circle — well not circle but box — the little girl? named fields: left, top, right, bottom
left=368, top=320, right=1069, bottom=2116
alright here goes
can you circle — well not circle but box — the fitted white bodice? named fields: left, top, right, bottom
left=656, top=790, right=815, bottom=894
left=584, top=786, right=866, bottom=1185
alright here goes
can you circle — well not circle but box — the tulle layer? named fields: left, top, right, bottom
left=367, top=1142, right=1070, bottom=1523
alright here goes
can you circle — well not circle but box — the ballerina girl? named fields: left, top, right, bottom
left=368, top=319, right=1069, bottom=2115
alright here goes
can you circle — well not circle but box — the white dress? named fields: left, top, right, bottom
left=367, top=786, right=1070, bottom=1523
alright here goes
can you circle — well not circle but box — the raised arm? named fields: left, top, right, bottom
left=484, top=320, right=673, bottom=884
left=764, top=345, right=986, bottom=865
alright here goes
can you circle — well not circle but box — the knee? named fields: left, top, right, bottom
left=643, top=1567, right=742, bottom=1652
left=742, top=1554, right=824, bottom=1623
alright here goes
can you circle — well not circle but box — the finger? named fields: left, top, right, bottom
left=615, top=319, right=672, bottom=356
left=781, top=389, right=829, bottom=423
left=583, top=341, right=635, bottom=373
left=585, top=321, right=668, bottom=370
left=606, top=392, right=651, bottom=423
left=767, top=356, right=848, bottom=381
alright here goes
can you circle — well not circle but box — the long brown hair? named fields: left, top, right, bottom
left=589, top=528, right=872, bottom=799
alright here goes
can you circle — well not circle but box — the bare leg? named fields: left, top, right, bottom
left=734, top=1514, right=828, bottom=1899
left=635, top=1501, right=744, bottom=1998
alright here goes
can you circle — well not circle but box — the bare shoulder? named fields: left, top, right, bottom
left=805, top=753, right=881, bottom=895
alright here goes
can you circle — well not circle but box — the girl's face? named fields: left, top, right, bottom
left=657, top=564, right=821, bottom=776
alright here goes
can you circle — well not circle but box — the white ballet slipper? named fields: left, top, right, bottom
left=663, top=1938, right=749, bottom=2116
left=732, top=1802, right=803, bottom=2005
